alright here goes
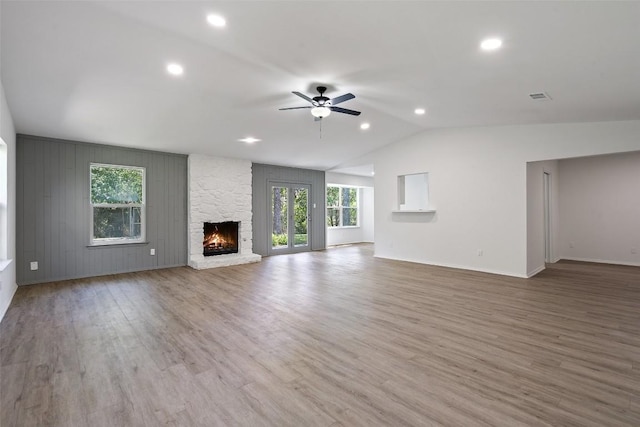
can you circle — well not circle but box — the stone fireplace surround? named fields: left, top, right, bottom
left=188, top=154, right=261, bottom=269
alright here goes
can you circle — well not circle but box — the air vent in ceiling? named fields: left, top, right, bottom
left=529, top=92, right=552, bottom=101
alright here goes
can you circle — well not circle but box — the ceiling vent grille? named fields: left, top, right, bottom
left=529, top=92, right=552, bottom=101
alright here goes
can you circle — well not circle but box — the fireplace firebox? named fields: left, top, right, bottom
left=203, top=221, right=239, bottom=256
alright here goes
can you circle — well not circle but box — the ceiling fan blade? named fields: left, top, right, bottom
left=292, top=91, right=314, bottom=103
left=279, top=106, right=312, bottom=110
left=330, top=93, right=355, bottom=105
left=330, top=106, right=361, bottom=116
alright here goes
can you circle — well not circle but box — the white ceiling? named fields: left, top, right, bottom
left=2, top=1, right=639, bottom=173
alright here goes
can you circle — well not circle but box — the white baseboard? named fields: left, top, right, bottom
left=373, top=254, right=528, bottom=278
left=527, top=264, right=546, bottom=278
left=559, top=257, right=640, bottom=267
left=0, top=282, right=18, bottom=323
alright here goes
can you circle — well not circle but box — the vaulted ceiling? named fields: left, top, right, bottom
left=2, top=1, right=639, bottom=172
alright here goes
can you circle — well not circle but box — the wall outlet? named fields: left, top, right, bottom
left=632, top=248, right=637, bottom=254
left=150, top=248, right=156, bottom=256
left=30, top=261, right=38, bottom=271
left=569, top=242, right=574, bottom=248
left=477, top=249, right=483, bottom=257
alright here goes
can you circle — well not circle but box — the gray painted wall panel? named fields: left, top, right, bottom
left=16, top=135, right=188, bottom=285
left=252, top=163, right=325, bottom=256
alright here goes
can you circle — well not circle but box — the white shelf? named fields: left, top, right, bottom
left=392, top=209, right=436, bottom=213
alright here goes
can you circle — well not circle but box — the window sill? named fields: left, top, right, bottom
left=328, top=226, right=361, bottom=229
left=87, top=241, right=150, bottom=248
left=0, top=259, right=13, bottom=272
left=392, top=209, right=436, bottom=213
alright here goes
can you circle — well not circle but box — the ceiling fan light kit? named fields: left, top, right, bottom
left=280, top=85, right=361, bottom=120
left=311, top=106, right=331, bottom=118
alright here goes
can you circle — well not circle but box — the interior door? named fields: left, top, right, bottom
left=270, top=183, right=310, bottom=254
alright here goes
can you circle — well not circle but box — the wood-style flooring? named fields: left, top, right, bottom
left=1, top=244, right=640, bottom=426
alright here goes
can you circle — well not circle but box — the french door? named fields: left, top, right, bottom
left=269, top=183, right=310, bottom=255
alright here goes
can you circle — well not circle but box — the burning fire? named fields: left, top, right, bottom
left=204, top=229, right=229, bottom=249
left=203, top=222, right=239, bottom=256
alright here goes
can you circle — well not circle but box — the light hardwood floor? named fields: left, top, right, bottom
left=1, top=244, right=640, bottom=426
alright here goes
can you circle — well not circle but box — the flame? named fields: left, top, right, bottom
left=204, top=233, right=228, bottom=248
left=203, top=223, right=238, bottom=253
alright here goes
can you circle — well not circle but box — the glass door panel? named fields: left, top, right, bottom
left=271, top=186, right=288, bottom=250
left=269, top=183, right=310, bottom=254
left=293, top=187, right=309, bottom=247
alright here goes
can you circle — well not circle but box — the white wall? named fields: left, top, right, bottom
left=372, top=120, right=640, bottom=278
left=326, top=172, right=374, bottom=188
left=0, top=82, right=17, bottom=321
left=558, top=152, right=640, bottom=266
left=326, top=172, right=374, bottom=246
left=361, top=187, right=374, bottom=243
left=526, top=160, right=560, bottom=276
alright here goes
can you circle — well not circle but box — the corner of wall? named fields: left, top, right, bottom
left=1, top=81, right=18, bottom=321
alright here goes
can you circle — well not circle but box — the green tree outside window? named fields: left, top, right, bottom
left=90, top=164, right=145, bottom=243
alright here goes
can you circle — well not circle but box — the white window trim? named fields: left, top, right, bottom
left=89, top=163, right=146, bottom=246
left=0, top=138, right=8, bottom=261
left=326, top=184, right=360, bottom=229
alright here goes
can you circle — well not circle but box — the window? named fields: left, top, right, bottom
left=90, top=163, right=145, bottom=245
left=326, top=185, right=358, bottom=227
left=0, top=139, right=7, bottom=260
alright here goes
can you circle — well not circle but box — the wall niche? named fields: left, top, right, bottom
left=395, top=172, right=434, bottom=213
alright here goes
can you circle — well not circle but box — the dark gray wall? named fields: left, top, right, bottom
left=17, top=135, right=187, bottom=285
left=252, top=163, right=325, bottom=256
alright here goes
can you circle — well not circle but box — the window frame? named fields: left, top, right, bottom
left=89, top=163, right=146, bottom=246
left=0, top=138, right=8, bottom=261
left=326, top=185, right=359, bottom=228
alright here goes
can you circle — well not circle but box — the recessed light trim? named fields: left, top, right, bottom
left=166, top=63, right=184, bottom=76
left=360, top=122, right=370, bottom=130
left=238, top=137, right=260, bottom=144
left=480, top=38, right=502, bottom=51
left=207, top=14, right=227, bottom=28
left=414, top=108, right=426, bottom=115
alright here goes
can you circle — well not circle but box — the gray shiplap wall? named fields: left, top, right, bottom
left=16, top=135, right=187, bottom=285
left=252, top=163, right=325, bottom=255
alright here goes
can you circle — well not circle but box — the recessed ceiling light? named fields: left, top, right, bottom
left=480, top=38, right=502, bottom=51
left=371, top=171, right=375, bottom=176
left=166, top=63, right=183, bottom=76
left=207, top=14, right=226, bottom=28
left=360, top=122, right=370, bottom=130
left=238, top=137, right=260, bottom=144
left=414, top=108, right=426, bottom=115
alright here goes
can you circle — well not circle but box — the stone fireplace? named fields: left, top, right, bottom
left=188, top=154, right=261, bottom=269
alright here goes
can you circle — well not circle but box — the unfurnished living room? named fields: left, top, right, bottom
left=1, top=1, right=640, bottom=426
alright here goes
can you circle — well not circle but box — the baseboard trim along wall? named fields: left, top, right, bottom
left=559, top=257, right=640, bottom=268
left=17, top=263, right=187, bottom=286
left=527, top=265, right=546, bottom=278
left=373, top=254, right=530, bottom=279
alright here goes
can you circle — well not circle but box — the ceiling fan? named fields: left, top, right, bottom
left=279, top=86, right=361, bottom=120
